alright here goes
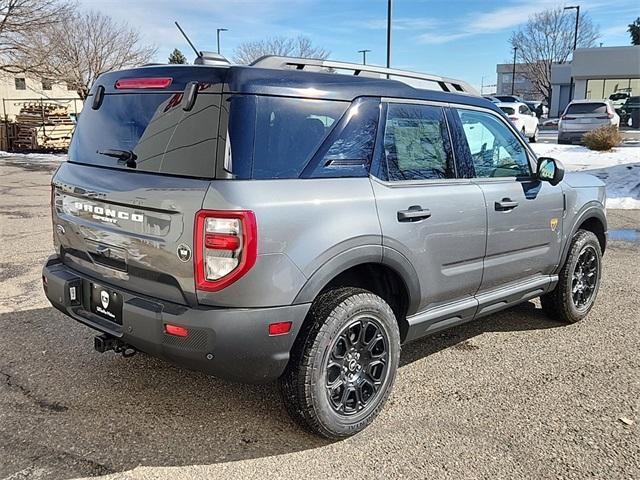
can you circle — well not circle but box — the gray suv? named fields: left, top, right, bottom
left=43, top=56, right=607, bottom=438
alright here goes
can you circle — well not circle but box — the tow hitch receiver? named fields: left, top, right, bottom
left=94, top=334, right=137, bottom=357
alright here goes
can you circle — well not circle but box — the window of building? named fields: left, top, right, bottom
left=14, top=78, right=26, bottom=90
left=586, top=78, right=640, bottom=101
left=42, top=79, right=53, bottom=90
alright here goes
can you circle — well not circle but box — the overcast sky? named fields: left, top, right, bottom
left=77, top=0, right=639, bottom=90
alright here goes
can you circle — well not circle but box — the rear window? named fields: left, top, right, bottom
left=69, top=92, right=221, bottom=178
left=499, top=106, right=515, bottom=115
left=227, top=96, right=349, bottom=179
left=565, top=102, right=607, bottom=115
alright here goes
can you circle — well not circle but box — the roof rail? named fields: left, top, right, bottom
left=250, top=56, right=479, bottom=96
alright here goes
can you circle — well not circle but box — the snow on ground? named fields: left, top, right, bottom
left=530, top=143, right=640, bottom=209
left=1, top=144, right=639, bottom=209
left=0, top=150, right=66, bottom=163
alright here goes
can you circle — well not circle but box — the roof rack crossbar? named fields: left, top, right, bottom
left=250, top=56, right=479, bottom=96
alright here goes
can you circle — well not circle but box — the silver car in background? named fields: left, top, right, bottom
left=558, top=99, right=620, bottom=144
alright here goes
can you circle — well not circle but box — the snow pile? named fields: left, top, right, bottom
left=0, top=150, right=67, bottom=163
left=530, top=143, right=640, bottom=209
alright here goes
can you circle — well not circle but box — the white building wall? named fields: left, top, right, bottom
left=0, top=75, right=82, bottom=120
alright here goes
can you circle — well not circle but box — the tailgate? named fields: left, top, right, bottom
left=53, top=163, right=208, bottom=305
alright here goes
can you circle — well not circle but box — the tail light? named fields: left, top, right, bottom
left=115, top=77, right=173, bottom=89
left=508, top=116, right=519, bottom=122
left=194, top=210, right=257, bottom=292
left=596, top=112, right=614, bottom=119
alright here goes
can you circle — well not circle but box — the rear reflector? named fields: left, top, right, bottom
left=205, top=233, right=241, bottom=251
left=165, top=324, right=189, bottom=337
left=115, top=77, right=173, bottom=89
left=269, top=321, right=293, bottom=336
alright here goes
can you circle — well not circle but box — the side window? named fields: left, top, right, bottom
left=304, top=99, right=380, bottom=178
left=519, top=104, right=529, bottom=115
left=252, top=97, right=348, bottom=179
left=456, top=109, right=531, bottom=178
left=383, top=103, right=454, bottom=181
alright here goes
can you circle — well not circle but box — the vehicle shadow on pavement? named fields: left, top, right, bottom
left=0, top=307, right=328, bottom=479
left=0, top=302, right=562, bottom=479
left=400, top=301, right=564, bottom=367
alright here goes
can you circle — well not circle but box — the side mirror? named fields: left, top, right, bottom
left=537, top=157, right=565, bottom=186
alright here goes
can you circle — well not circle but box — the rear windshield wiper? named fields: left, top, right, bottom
left=97, top=149, right=137, bottom=168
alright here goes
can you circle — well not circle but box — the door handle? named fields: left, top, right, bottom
left=495, top=199, right=519, bottom=211
left=397, top=206, right=431, bottom=222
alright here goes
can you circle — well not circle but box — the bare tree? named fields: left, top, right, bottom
left=233, top=35, right=329, bottom=64
left=0, top=0, right=71, bottom=73
left=22, top=10, right=157, bottom=99
left=510, top=7, right=599, bottom=104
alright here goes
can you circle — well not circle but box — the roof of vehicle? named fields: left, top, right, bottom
left=90, top=61, right=502, bottom=114
left=496, top=101, right=526, bottom=108
left=567, top=99, right=610, bottom=104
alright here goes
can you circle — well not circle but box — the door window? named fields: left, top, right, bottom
left=519, top=104, right=530, bottom=115
left=456, top=109, right=531, bottom=178
left=382, top=103, right=454, bottom=181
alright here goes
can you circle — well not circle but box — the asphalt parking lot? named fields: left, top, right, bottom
left=0, top=156, right=638, bottom=480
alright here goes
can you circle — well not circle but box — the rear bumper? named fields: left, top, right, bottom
left=42, top=256, right=310, bottom=383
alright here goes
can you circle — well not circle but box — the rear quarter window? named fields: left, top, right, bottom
left=226, top=96, right=349, bottom=179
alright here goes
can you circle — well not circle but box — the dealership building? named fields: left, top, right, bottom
left=549, top=46, right=640, bottom=118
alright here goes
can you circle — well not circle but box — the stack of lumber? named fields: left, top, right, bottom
left=13, top=103, right=75, bottom=151
left=0, top=123, right=19, bottom=151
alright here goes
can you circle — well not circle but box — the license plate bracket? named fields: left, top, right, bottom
left=89, top=284, right=123, bottom=325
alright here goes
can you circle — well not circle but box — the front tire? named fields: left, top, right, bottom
left=541, top=230, right=602, bottom=323
left=280, top=287, right=401, bottom=439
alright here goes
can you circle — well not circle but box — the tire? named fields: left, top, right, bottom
left=280, top=287, right=401, bottom=439
left=541, top=230, right=602, bottom=323
left=529, top=127, right=538, bottom=143
left=558, top=137, right=571, bottom=145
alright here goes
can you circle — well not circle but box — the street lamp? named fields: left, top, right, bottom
left=216, top=28, right=228, bottom=54
left=564, top=5, right=580, bottom=51
left=358, top=49, right=371, bottom=65
left=386, top=0, right=392, bottom=74
left=564, top=6, right=580, bottom=103
left=511, top=46, right=517, bottom=95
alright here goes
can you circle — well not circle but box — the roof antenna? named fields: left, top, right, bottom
left=175, top=21, right=201, bottom=58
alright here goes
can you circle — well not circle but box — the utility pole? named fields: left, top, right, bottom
left=386, top=0, right=392, bottom=75
left=358, top=49, right=371, bottom=65
left=216, top=28, right=228, bottom=54
left=511, top=46, right=517, bottom=95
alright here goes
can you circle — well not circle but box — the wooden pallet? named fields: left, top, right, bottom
left=12, top=103, right=75, bottom=150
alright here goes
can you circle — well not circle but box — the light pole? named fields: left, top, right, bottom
left=511, top=46, right=517, bottom=95
left=216, top=28, right=228, bottom=54
left=358, top=49, right=371, bottom=65
left=564, top=5, right=580, bottom=51
left=564, top=6, right=580, bottom=103
left=386, top=0, right=392, bottom=74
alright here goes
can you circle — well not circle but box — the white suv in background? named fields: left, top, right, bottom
left=558, top=99, right=620, bottom=144
left=497, top=102, right=539, bottom=142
